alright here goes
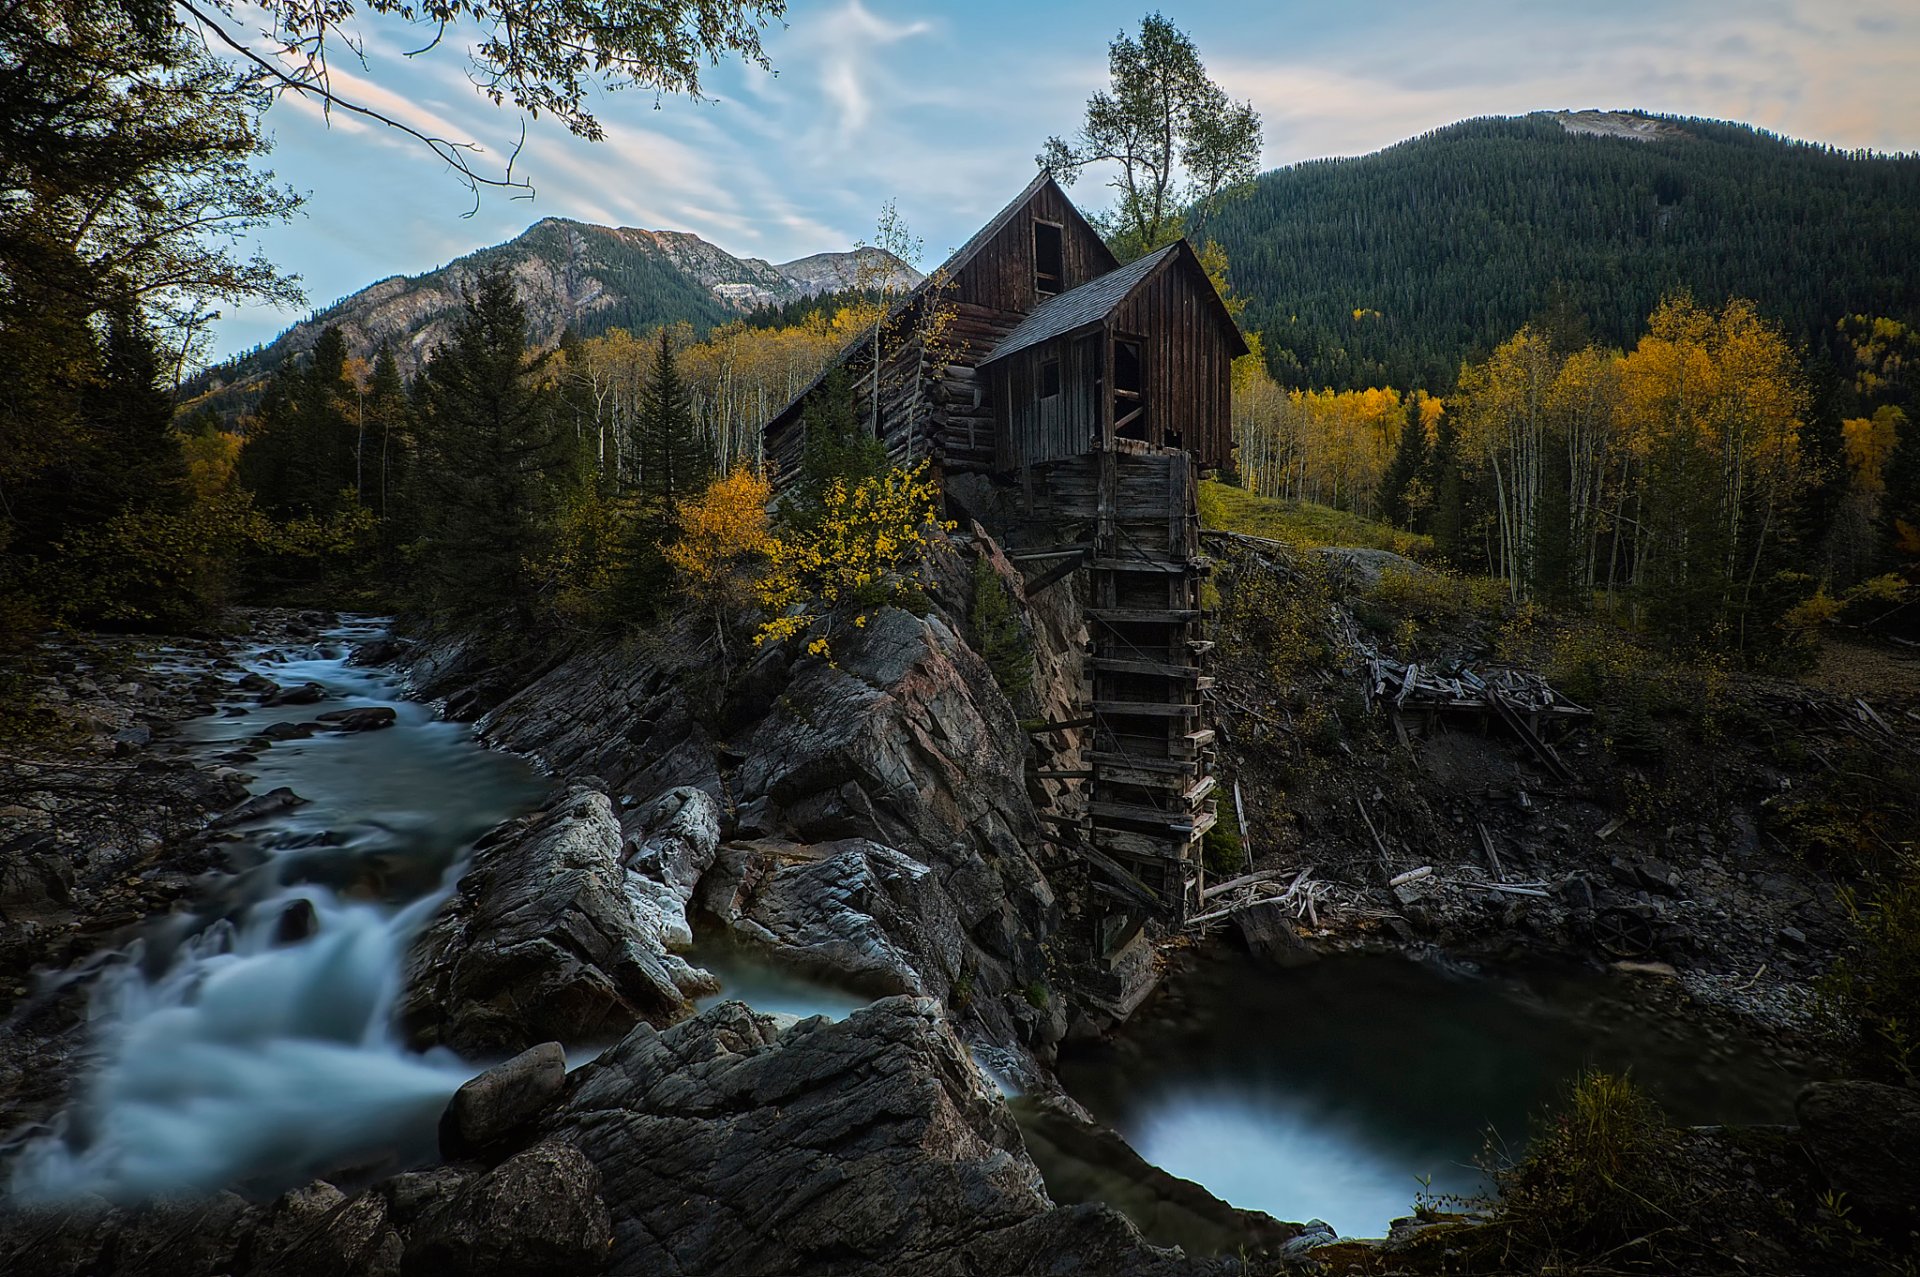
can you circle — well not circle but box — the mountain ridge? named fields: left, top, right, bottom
left=199, top=217, right=919, bottom=399
left=1207, top=109, right=1920, bottom=389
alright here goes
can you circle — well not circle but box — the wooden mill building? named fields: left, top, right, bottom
left=762, top=174, right=1248, bottom=921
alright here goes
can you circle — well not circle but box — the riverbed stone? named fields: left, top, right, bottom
left=404, top=1140, right=611, bottom=1277
left=211, top=785, right=308, bottom=828
left=441, top=1041, right=569, bottom=1158
left=1796, top=1079, right=1920, bottom=1220
left=317, top=706, right=399, bottom=732
left=401, top=787, right=716, bottom=1056
left=262, top=681, right=327, bottom=707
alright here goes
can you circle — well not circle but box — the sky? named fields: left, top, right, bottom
left=207, top=0, right=1920, bottom=359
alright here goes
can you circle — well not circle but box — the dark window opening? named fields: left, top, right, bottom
left=1113, top=338, right=1147, bottom=441
left=1033, top=221, right=1064, bottom=296
left=1040, top=358, right=1061, bottom=400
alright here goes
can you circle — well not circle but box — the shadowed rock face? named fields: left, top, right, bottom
left=1, top=998, right=1233, bottom=1277
left=399, top=788, right=718, bottom=1056
left=544, top=996, right=1217, bottom=1277
left=401, top=603, right=1064, bottom=1058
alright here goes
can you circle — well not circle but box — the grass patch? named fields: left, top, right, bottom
left=1198, top=480, right=1431, bottom=557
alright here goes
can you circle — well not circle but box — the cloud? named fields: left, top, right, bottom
left=206, top=0, right=1920, bottom=360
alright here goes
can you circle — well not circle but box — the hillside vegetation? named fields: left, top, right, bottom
left=1209, top=112, right=1920, bottom=390
left=1197, top=479, right=1430, bottom=557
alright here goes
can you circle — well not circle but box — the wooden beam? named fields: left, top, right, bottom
left=1025, top=555, right=1084, bottom=595
left=1094, top=701, right=1201, bottom=718
left=1090, top=656, right=1204, bottom=679
left=1089, top=608, right=1201, bottom=623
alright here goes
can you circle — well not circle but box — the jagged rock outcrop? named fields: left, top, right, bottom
left=399, top=787, right=716, bottom=1056
left=1, top=999, right=1241, bottom=1277
left=696, top=837, right=974, bottom=1000
left=542, top=996, right=1216, bottom=1276
left=404, top=596, right=1064, bottom=1056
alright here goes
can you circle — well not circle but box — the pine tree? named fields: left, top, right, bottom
left=1425, top=414, right=1466, bottom=566
left=635, top=327, right=709, bottom=506
left=413, top=266, right=570, bottom=627
left=785, top=365, right=887, bottom=529
left=1377, top=398, right=1427, bottom=529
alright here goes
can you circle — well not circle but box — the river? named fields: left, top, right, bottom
left=9, top=619, right=548, bottom=1201
left=1054, top=945, right=1814, bottom=1238
left=6, top=621, right=1813, bottom=1242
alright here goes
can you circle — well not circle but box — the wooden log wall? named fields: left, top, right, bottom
left=1110, top=263, right=1234, bottom=470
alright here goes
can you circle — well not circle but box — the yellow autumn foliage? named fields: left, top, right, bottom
left=666, top=467, right=775, bottom=637
left=754, top=463, right=950, bottom=659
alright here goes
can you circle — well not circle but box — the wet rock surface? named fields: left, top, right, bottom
left=400, top=786, right=717, bottom=1056
left=440, top=1041, right=569, bottom=1159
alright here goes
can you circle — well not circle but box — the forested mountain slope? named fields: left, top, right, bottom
left=1209, top=111, right=1920, bottom=389
left=195, top=219, right=917, bottom=403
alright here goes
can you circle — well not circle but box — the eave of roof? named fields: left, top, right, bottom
left=764, top=173, right=1115, bottom=432
left=978, top=239, right=1251, bottom=367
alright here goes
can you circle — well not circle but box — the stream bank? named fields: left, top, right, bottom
left=1, top=545, right=1912, bottom=1274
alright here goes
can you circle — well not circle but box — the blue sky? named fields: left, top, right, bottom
left=210, top=0, right=1920, bottom=359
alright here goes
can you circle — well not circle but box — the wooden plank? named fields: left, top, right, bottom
left=1093, top=701, right=1202, bottom=718
left=1025, top=555, right=1084, bottom=596
left=1078, top=844, right=1163, bottom=909
left=1089, top=608, right=1201, bottom=623
left=1030, top=717, right=1094, bottom=735
left=1089, top=799, right=1206, bottom=828
left=1089, top=656, right=1204, bottom=679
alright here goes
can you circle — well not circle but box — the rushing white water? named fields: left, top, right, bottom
left=8, top=620, right=545, bottom=1203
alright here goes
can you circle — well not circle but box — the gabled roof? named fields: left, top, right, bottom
left=764, top=173, right=1116, bottom=433
left=980, top=244, right=1180, bottom=366
left=978, top=237, right=1251, bottom=366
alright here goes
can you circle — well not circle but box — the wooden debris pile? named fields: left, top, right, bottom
left=1185, top=865, right=1339, bottom=929
left=1363, top=653, right=1590, bottom=782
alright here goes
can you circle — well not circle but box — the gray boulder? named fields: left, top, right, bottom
left=401, top=787, right=717, bottom=1055
left=441, top=1041, right=569, bottom=1159
left=262, top=681, right=328, bottom=707
left=317, top=706, right=399, bottom=732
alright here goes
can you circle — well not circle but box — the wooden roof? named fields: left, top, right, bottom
left=980, top=239, right=1250, bottom=366
left=762, top=173, right=1116, bottom=434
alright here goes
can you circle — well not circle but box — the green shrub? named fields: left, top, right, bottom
left=970, top=555, right=1032, bottom=700
left=1822, top=864, right=1920, bottom=1082
left=1487, top=1070, right=1692, bottom=1269
left=1204, top=799, right=1246, bottom=875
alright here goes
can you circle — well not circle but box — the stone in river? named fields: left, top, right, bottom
left=440, top=1041, right=569, bottom=1159
left=317, top=705, right=399, bottom=732
left=211, top=785, right=308, bottom=828
left=261, top=681, right=326, bottom=707
left=261, top=720, right=318, bottom=741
